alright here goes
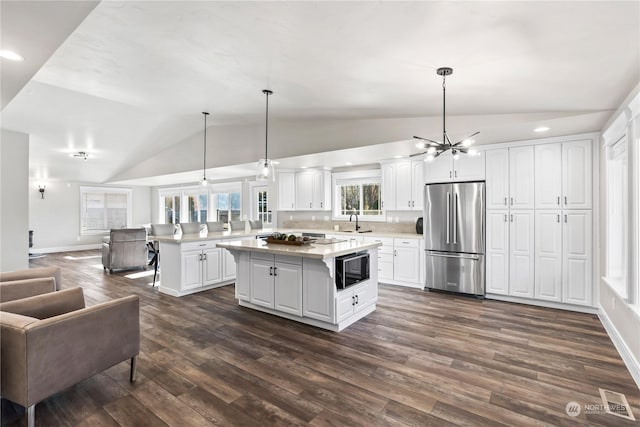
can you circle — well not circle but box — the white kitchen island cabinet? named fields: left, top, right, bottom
left=217, top=239, right=381, bottom=332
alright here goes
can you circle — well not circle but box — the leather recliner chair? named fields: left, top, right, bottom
left=101, top=228, right=148, bottom=274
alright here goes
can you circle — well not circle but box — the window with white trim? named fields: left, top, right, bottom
left=333, top=170, right=384, bottom=221
left=80, top=186, right=132, bottom=235
left=605, top=135, right=628, bottom=299
left=160, top=192, right=181, bottom=224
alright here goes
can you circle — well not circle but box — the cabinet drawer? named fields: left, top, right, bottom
left=363, top=236, right=394, bottom=252
left=393, top=238, right=419, bottom=248
left=275, top=254, right=302, bottom=266
left=182, top=240, right=218, bottom=251
left=251, top=251, right=274, bottom=262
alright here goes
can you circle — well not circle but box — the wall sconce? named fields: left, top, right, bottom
left=38, top=185, right=46, bottom=199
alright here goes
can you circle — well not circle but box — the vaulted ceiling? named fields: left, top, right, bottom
left=2, top=1, right=638, bottom=186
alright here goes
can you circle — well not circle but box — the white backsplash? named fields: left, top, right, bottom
left=278, top=210, right=422, bottom=234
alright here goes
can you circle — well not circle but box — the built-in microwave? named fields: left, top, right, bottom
left=335, top=252, right=370, bottom=289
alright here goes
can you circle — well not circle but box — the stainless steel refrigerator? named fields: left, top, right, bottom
left=424, top=181, right=485, bottom=295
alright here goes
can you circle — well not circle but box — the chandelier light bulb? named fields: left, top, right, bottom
left=425, top=154, right=435, bottom=162
left=415, top=142, right=426, bottom=149
left=462, top=138, right=475, bottom=147
left=427, top=147, right=436, bottom=154
left=468, top=148, right=478, bottom=156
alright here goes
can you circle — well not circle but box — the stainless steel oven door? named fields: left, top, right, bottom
left=425, top=251, right=485, bottom=295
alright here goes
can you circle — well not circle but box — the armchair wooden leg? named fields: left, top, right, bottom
left=27, top=404, right=35, bottom=427
left=130, top=356, right=138, bottom=382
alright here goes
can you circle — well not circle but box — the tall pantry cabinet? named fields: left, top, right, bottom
left=485, top=138, right=593, bottom=308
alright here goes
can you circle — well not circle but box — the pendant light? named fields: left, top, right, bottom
left=201, top=111, right=210, bottom=186
left=256, top=89, right=275, bottom=181
left=412, top=67, right=479, bottom=161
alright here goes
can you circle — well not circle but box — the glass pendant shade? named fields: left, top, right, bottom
left=256, top=158, right=275, bottom=181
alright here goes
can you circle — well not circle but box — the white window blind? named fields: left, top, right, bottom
left=80, top=187, right=132, bottom=235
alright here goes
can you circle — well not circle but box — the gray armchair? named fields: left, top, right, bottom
left=101, top=228, right=148, bottom=274
left=0, top=287, right=140, bottom=427
left=0, top=267, right=62, bottom=303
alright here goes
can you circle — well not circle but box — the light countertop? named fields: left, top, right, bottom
left=216, top=238, right=381, bottom=259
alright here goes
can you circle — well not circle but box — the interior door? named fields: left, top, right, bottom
left=252, top=185, right=271, bottom=226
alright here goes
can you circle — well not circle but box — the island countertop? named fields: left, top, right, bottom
left=216, top=238, right=381, bottom=259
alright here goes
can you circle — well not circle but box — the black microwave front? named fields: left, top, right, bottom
left=335, top=252, right=370, bottom=289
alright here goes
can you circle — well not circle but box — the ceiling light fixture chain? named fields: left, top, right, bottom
left=201, top=111, right=210, bottom=186
left=412, top=66, right=478, bottom=162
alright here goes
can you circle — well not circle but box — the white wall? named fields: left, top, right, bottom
left=0, top=129, right=29, bottom=271
left=28, top=182, right=151, bottom=252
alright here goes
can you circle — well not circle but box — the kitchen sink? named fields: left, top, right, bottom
left=342, top=230, right=373, bottom=233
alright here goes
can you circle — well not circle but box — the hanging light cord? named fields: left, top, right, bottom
left=442, top=73, right=447, bottom=148
left=202, top=111, right=209, bottom=180
left=264, top=90, right=271, bottom=163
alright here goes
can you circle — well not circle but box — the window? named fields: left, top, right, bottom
left=333, top=170, right=383, bottom=221
left=605, top=135, right=629, bottom=299
left=161, top=193, right=181, bottom=224
left=186, top=191, right=208, bottom=223
left=80, top=186, right=132, bottom=235
left=212, top=192, right=241, bottom=223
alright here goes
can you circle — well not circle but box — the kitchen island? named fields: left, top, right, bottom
left=217, top=238, right=381, bottom=331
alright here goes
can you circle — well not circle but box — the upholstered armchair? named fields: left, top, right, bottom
left=101, top=228, right=148, bottom=274
left=0, top=266, right=62, bottom=303
left=0, top=287, right=140, bottom=427
left=179, top=222, right=201, bottom=234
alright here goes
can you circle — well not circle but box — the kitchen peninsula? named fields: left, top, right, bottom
left=217, top=238, right=381, bottom=331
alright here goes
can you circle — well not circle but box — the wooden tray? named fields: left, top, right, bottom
left=265, top=237, right=313, bottom=246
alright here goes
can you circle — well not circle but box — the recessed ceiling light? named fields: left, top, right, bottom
left=271, top=161, right=280, bottom=165
left=393, top=155, right=403, bottom=159
left=300, top=166, right=307, bottom=169
left=534, top=126, right=550, bottom=132
left=0, top=50, right=24, bottom=61
left=345, top=162, right=353, bottom=166
left=71, top=151, right=89, bottom=161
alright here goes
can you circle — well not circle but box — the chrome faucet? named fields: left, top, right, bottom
left=349, top=212, right=360, bottom=231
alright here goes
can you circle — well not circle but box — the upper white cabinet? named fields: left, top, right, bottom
left=534, top=144, right=562, bottom=209
left=277, top=171, right=296, bottom=210
left=295, top=170, right=331, bottom=210
left=381, top=160, right=423, bottom=211
left=534, top=140, right=592, bottom=209
left=562, top=140, right=592, bottom=209
left=424, top=151, right=485, bottom=183
left=486, top=146, right=534, bottom=210
left=509, top=146, right=535, bottom=209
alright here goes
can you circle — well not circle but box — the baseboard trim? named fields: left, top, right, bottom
left=31, top=244, right=101, bottom=254
left=598, top=306, right=640, bottom=390
left=485, top=293, right=598, bottom=314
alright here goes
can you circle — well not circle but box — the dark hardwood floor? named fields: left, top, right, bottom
left=2, top=249, right=638, bottom=426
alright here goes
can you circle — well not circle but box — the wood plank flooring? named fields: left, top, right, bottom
left=2, top=250, right=638, bottom=426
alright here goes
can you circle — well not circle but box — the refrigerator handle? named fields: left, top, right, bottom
left=453, top=193, right=458, bottom=244
left=446, top=192, right=450, bottom=243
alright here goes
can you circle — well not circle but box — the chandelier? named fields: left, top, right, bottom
left=413, top=67, right=479, bottom=161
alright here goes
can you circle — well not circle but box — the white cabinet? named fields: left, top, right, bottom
left=509, top=146, right=535, bottom=209
left=363, top=236, right=394, bottom=283
left=336, top=281, right=373, bottom=323
left=278, top=171, right=296, bottom=210
left=563, top=140, right=592, bottom=209
left=486, top=149, right=510, bottom=209
left=486, top=210, right=509, bottom=295
left=382, top=160, right=423, bottom=211
left=250, top=253, right=303, bottom=313
left=295, top=170, right=330, bottom=210
left=562, top=210, right=592, bottom=306
left=534, top=144, right=562, bottom=209
left=381, top=163, right=396, bottom=210
left=534, top=210, right=562, bottom=302
left=182, top=247, right=221, bottom=291
left=424, top=151, right=485, bottom=183
left=393, top=238, right=420, bottom=284
left=509, top=210, right=534, bottom=298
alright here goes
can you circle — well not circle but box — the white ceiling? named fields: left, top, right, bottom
left=1, top=1, right=639, bottom=186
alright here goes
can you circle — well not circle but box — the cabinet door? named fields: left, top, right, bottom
left=202, top=248, right=222, bottom=286
left=563, top=140, right=592, bottom=209
left=454, top=151, right=485, bottom=181
left=486, top=210, right=509, bottom=295
left=381, top=163, right=396, bottom=210
left=295, top=172, right=314, bottom=210
left=395, top=161, right=413, bottom=209
left=274, top=262, right=303, bottom=316
left=277, top=171, right=296, bottom=210
left=353, top=282, right=372, bottom=314
left=534, top=144, right=562, bottom=209
left=411, top=160, right=424, bottom=210
left=562, top=210, right=592, bottom=306
left=378, top=252, right=394, bottom=282
left=509, top=210, right=534, bottom=298
left=393, top=245, right=420, bottom=284
left=425, top=151, right=453, bottom=183
left=182, top=250, right=203, bottom=291
left=312, top=170, right=331, bottom=210
left=250, top=259, right=274, bottom=308
left=485, top=149, right=509, bottom=209
left=509, top=146, right=535, bottom=209
left=534, top=211, right=562, bottom=302
left=336, top=291, right=355, bottom=323
left=222, top=249, right=236, bottom=281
